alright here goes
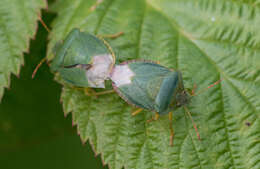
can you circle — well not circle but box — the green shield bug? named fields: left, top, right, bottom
left=110, top=60, right=222, bottom=146
left=50, top=28, right=116, bottom=88
left=34, top=18, right=222, bottom=146
left=32, top=26, right=123, bottom=95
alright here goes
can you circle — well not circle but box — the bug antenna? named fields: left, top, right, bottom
left=32, top=57, right=47, bottom=79
left=184, top=106, right=201, bottom=140
left=192, top=78, right=223, bottom=96
left=38, top=15, right=50, bottom=33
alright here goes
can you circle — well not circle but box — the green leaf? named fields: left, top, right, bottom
left=48, top=0, right=260, bottom=169
left=0, top=11, right=106, bottom=169
left=0, top=0, right=47, bottom=101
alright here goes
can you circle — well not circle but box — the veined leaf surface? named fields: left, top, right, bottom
left=0, top=0, right=47, bottom=101
left=48, top=0, right=260, bottom=169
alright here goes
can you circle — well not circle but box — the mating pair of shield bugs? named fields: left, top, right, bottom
left=34, top=28, right=222, bottom=146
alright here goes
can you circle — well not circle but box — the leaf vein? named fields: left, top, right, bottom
left=94, top=0, right=115, bottom=34
left=136, top=1, right=146, bottom=59
left=189, top=132, right=203, bottom=169
left=219, top=79, right=237, bottom=169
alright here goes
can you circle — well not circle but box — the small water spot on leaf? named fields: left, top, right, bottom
left=211, top=17, right=216, bottom=22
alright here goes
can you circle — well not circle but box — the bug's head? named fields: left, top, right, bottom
left=176, top=79, right=223, bottom=108
left=176, top=90, right=191, bottom=107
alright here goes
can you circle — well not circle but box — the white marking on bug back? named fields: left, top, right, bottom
left=211, top=17, right=216, bottom=22
left=86, top=54, right=113, bottom=88
left=110, top=64, right=135, bottom=87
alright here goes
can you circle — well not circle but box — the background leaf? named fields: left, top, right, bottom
left=0, top=11, right=107, bottom=169
left=48, top=0, right=260, bottom=169
left=0, top=0, right=47, bottom=101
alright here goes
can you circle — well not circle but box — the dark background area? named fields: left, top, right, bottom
left=0, top=9, right=107, bottom=169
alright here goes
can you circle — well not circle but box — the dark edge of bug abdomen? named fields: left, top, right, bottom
left=155, top=71, right=179, bottom=114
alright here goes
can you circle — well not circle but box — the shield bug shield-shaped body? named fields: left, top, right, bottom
left=110, top=61, right=188, bottom=113
left=110, top=60, right=192, bottom=145
left=50, top=28, right=115, bottom=88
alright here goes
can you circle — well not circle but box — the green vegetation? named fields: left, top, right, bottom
left=0, top=0, right=259, bottom=169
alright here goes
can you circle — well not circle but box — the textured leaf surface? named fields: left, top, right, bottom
left=0, top=0, right=46, bottom=101
left=0, top=12, right=106, bottom=169
left=48, top=0, right=260, bottom=169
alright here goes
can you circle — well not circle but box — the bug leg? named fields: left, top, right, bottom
left=85, top=88, right=114, bottom=97
left=71, top=86, right=97, bottom=97
left=186, top=84, right=197, bottom=96
left=184, top=106, right=201, bottom=140
left=132, top=108, right=143, bottom=116
left=147, top=112, right=159, bottom=123
left=191, top=84, right=197, bottom=96
left=155, top=60, right=160, bottom=64
left=93, top=90, right=115, bottom=96
left=191, top=79, right=223, bottom=96
left=99, top=32, right=124, bottom=39
left=155, top=113, right=159, bottom=120
left=38, top=14, right=50, bottom=33
left=169, top=112, right=174, bottom=146
left=84, top=88, right=98, bottom=98
left=32, top=57, right=48, bottom=78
